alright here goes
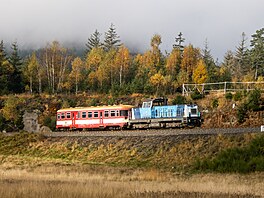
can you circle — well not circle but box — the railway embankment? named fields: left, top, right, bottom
left=0, top=130, right=263, bottom=173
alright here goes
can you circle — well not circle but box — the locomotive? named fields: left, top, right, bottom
left=56, top=98, right=201, bottom=130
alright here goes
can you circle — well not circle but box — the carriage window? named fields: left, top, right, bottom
left=88, top=112, right=93, bottom=118
left=77, top=112, right=80, bottom=118
left=66, top=112, right=71, bottom=119
left=104, top=111, right=109, bottom=117
left=57, top=114, right=61, bottom=120
left=94, top=112, right=99, bottom=118
left=82, top=112, right=86, bottom=118
left=116, top=110, right=119, bottom=117
left=120, top=110, right=128, bottom=117
left=61, top=113, right=65, bottom=119
left=110, top=110, right=116, bottom=117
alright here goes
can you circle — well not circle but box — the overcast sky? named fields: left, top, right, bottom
left=1, top=0, right=263, bottom=61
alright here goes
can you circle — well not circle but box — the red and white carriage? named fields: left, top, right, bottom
left=56, top=105, right=134, bottom=130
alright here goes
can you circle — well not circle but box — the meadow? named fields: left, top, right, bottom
left=0, top=162, right=263, bottom=198
left=0, top=132, right=264, bottom=197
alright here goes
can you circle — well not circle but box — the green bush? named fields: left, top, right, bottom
left=225, top=92, right=233, bottom=100
left=191, top=90, right=203, bottom=100
left=237, top=103, right=248, bottom=123
left=233, top=91, right=243, bottom=101
left=212, top=99, right=219, bottom=108
left=193, top=135, right=264, bottom=173
left=43, top=115, right=56, bottom=131
left=172, top=95, right=186, bottom=105
left=246, top=89, right=261, bottom=111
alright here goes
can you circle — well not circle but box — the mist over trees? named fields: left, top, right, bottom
left=0, top=26, right=264, bottom=96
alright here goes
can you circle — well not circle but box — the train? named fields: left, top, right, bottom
left=56, top=97, right=201, bottom=130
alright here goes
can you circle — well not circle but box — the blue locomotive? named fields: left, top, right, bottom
left=129, top=98, right=201, bottom=128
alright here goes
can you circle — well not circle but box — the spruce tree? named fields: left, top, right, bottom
left=9, top=41, right=24, bottom=93
left=85, top=29, right=102, bottom=54
left=202, top=39, right=217, bottom=82
left=173, top=32, right=185, bottom=53
left=103, top=23, right=121, bottom=52
left=235, top=32, right=250, bottom=79
left=0, top=40, right=11, bottom=94
left=250, top=28, right=264, bottom=80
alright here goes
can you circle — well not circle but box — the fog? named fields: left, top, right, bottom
left=1, top=0, right=263, bottom=60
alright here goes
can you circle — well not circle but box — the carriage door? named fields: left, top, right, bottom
left=71, top=112, right=75, bottom=128
left=99, top=111, right=104, bottom=126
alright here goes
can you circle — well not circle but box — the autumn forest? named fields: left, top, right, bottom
left=0, top=25, right=264, bottom=96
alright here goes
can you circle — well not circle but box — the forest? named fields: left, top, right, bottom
left=0, top=25, right=264, bottom=96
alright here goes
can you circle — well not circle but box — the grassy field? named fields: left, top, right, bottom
left=0, top=162, right=263, bottom=198
left=0, top=132, right=264, bottom=197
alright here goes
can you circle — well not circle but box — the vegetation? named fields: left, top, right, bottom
left=0, top=132, right=263, bottom=173
left=194, top=134, right=264, bottom=173
left=0, top=27, right=263, bottom=96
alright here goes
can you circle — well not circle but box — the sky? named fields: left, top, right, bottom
left=1, top=0, right=263, bottom=61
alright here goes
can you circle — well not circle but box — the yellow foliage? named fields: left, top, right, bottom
left=193, top=59, right=208, bottom=84
left=181, top=45, right=201, bottom=82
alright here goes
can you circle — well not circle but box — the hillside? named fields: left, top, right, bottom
left=0, top=90, right=263, bottom=132
left=0, top=131, right=263, bottom=173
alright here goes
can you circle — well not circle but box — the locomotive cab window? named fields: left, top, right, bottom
left=191, top=108, right=197, bottom=115
left=94, top=112, right=99, bottom=118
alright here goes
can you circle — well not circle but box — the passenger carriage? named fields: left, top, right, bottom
left=56, top=105, right=134, bottom=130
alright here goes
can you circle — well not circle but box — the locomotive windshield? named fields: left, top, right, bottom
left=191, top=108, right=197, bottom=115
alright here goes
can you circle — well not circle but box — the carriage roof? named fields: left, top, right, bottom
left=57, top=105, right=134, bottom=112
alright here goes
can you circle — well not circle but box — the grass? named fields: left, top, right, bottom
left=0, top=132, right=264, bottom=197
left=0, top=164, right=263, bottom=198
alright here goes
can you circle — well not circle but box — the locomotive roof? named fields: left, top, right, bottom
left=57, top=105, right=134, bottom=112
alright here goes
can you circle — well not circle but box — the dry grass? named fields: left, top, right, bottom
left=0, top=163, right=263, bottom=198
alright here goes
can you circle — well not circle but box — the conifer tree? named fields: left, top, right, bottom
left=235, top=32, right=250, bottom=80
left=173, top=32, right=185, bottom=53
left=0, top=40, right=12, bottom=94
left=8, top=41, right=24, bottom=93
left=202, top=39, right=217, bottom=82
left=103, top=23, right=121, bottom=52
left=85, top=29, right=102, bottom=54
left=250, top=28, right=264, bottom=80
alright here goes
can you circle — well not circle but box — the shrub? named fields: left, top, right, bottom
left=212, top=99, right=219, bottom=108
left=246, top=89, right=261, bottom=111
left=225, top=92, right=233, bottom=100
left=237, top=103, right=248, bottom=123
left=172, top=95, right=186, bottom=105
left=191, top=90, right=203, bottom=100
left=233, top=91, right=243, bottom=101
left=193, top=135, right=264, bottom=173
left=43, top=115, right=56, bottom=131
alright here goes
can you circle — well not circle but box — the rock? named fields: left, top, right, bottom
left=23, top=111, right=40, bottom=132
left=39, top=126, right=52, bottom=133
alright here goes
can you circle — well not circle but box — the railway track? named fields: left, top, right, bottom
left=44, top=127, right=262, bottom=137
